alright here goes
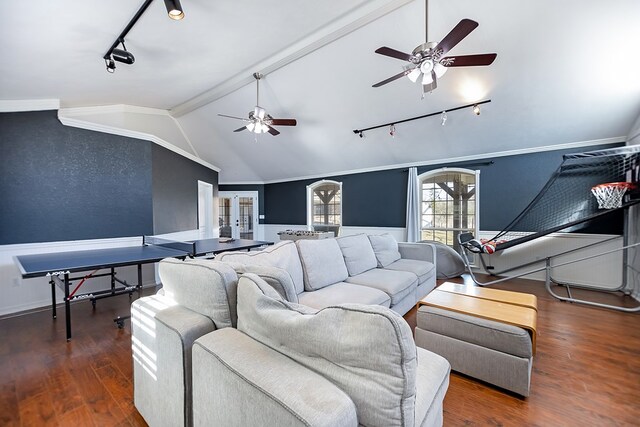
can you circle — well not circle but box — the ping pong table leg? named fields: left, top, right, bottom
left=64, top=273, right=72, bottom=341
left=137, top=264, right=142, bottom=296
left=50, top=278, right=57, bottom=319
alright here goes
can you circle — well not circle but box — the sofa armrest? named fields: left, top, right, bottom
left=132, top=295, right=217, bottom=427
left=398, top=242, right=437, bottom=265
left=192, top=328, right=357, bottom=427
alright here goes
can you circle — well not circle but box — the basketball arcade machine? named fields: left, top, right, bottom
left=458, top=145, right=640, bottom=312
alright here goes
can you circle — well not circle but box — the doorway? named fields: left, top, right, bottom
left=218, top=191, right=259, bottom=240
left=198, top=181, right=214, bottom=238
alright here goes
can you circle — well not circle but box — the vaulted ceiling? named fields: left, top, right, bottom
left=2, top=0, right=640, bottom=183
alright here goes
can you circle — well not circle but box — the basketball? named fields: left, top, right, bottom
left=482, top=242, right=496, bottom=254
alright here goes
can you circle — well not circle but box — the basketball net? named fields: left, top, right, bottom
left=591, top=182, right=633, bottom=209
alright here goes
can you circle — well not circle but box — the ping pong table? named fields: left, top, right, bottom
left=14, top=236, right=272, bottom=341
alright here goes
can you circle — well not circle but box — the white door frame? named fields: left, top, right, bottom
left=218, top=191, right=261, bottom=240
left=197, top=181, right=215, bottom=238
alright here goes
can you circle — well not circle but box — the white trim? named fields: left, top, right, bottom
left=172, top=115, right=199, bottom=157
left=57, top=114, right=222, bottom=173
left=170, top=0, right=414, bottom=117
left=220, top=137, right=625, bottom=185
left=0, top=99, right=60, bottom=112
left=59, top=104, right=170, bottom=117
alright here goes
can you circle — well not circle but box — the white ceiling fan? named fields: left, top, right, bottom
left=218, top=73, right=297, bottom=136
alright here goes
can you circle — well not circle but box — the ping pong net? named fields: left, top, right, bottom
left=143, top=235, right=196, bottom=256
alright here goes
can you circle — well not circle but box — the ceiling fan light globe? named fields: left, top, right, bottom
left=246, top=122, right=255, bottom=132
left=260, top=123, right=269, bottom=133
left=407, top=68, right=421, bottom=83
left=421, top=72, right=434, bottom=85
left=434, top=62, right=447, bottom=78
left=419, top=60, right=434, bottom=75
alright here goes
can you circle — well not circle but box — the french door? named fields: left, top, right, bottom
left=218, top=191, right=259, bottom=240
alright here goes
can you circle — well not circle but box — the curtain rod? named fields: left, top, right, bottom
left=353, top=99, right=492, bottom=135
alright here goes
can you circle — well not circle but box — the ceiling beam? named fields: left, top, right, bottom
left=170, top=0, right=416, bottom=117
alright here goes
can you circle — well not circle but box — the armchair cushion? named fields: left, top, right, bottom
left=158, top=258, right=238, bottom=328
left=368, top=234, right=402, bottom=268
left=237, top=273, right=418, bottom=427
left=336, top=234, right=378, bottom=276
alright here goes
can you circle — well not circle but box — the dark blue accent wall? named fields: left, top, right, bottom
left=263, top=142, right=624, bottom=234
left=0, top=110, right=218, bottom=244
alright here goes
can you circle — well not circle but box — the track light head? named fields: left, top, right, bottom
left=164, top=0, right=184, bottom=20
left=473, top=104, right=481, bottom=115
left=105, top=58, right=116, bottom=73
left=112, top=48, right=135, bottom=65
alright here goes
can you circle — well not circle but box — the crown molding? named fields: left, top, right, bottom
left=59, top=104, right=170, bottom=117
left=58, top=114, right=221, bottom=173
left=219, top=137, right=625, bottom=185
left=170, top=0, right=415, bottom=117
left=0, top=99, right=60, bottom=112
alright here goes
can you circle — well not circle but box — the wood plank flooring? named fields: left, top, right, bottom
left=1, top=276, right=639, bottom=426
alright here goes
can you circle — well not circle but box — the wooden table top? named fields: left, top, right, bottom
left=418, top=283, right=538, bottom=353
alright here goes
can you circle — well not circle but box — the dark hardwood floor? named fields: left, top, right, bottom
left=1, top=276, right=639, bottom=426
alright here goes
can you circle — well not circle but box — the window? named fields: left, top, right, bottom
left=418, top=168, right=479, bottom=252
left=307, top=180, right=342, bottom=235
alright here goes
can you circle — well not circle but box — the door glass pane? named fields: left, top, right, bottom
left=219, top=197, right=232, bottom=238
left=238, top=197, right=254, bottom=239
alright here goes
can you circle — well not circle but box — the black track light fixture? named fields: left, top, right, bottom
left=103, top=0, right=184, bottom=73
left=164, top=0, right=184, bottom=20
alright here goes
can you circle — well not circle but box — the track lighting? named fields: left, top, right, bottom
left=105, top=58, right=116, bottom=73
left=440, top=111, right=447, bottom=126
left=103, top=0, right=184, bottom=73
left=112, top=48, right=135, bottom=65
left=353, top=100, right=491, bottom=137
left=164, top=0, right=185, bottom=20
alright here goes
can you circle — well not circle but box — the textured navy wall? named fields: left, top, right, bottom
left=0, top=110, right=153, bottom=244
left=0, top=110, right=219, bottom=244
left=152, top=145, right=218, bottom=234
left=264, top=143, right=624, bottom=234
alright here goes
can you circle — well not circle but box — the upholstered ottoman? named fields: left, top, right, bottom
left=415, top=305, right=533, bottom=397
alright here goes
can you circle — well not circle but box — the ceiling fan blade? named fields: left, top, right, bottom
left=436, top=19, right=478, bottom=57
left=233, top=126, right=247, bottom=132
left=218, top=113, right=251, bottom=122
left=270, top=119, right=297, bottom=126
left=267, top=126, right=280, bottom=136
left=372, top=69, right=413, bottom=87
left=441, top=53, right=497, bottom=67
left=374, top=47, right=413, bottom=62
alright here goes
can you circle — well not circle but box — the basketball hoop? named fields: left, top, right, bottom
left=590, top=182, right=634, bottom=209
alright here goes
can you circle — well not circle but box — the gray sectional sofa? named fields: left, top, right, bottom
left=131, top=234, right=445, bottom=427
left=217, top=233, right=437, bottom=315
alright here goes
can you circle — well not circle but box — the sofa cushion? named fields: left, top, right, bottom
left=158, top=258, right=238, bottom=328
left=368, top=234, right=402, bottom=267
left=216, top=241, right=305, bottom=295
left=336, top=234, right=377, bottom=276
left=417, top=306, right=532, bottom=358
left=385, top=258, right=436, bottom=285
left=237, top=274, right=418, bottom=427
left=296, top=239, right=349, bottom=291
left=298, top=282, right=391, bottom=310
left=345, top=269, right=417, bottom=306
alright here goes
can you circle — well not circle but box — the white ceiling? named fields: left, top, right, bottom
left=2, top=0, right=640, bottom=184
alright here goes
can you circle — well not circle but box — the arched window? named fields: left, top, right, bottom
left=418, top=168, right=479, bottom=252
left=307, top=180, right=342, bottom=236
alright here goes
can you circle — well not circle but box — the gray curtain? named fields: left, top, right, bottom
left=406, top=167, right=420, bottom=242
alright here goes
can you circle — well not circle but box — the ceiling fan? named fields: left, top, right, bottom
left=372, top=0, right=496, bottom=95
left=218, top=72, right=297, bottom=136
